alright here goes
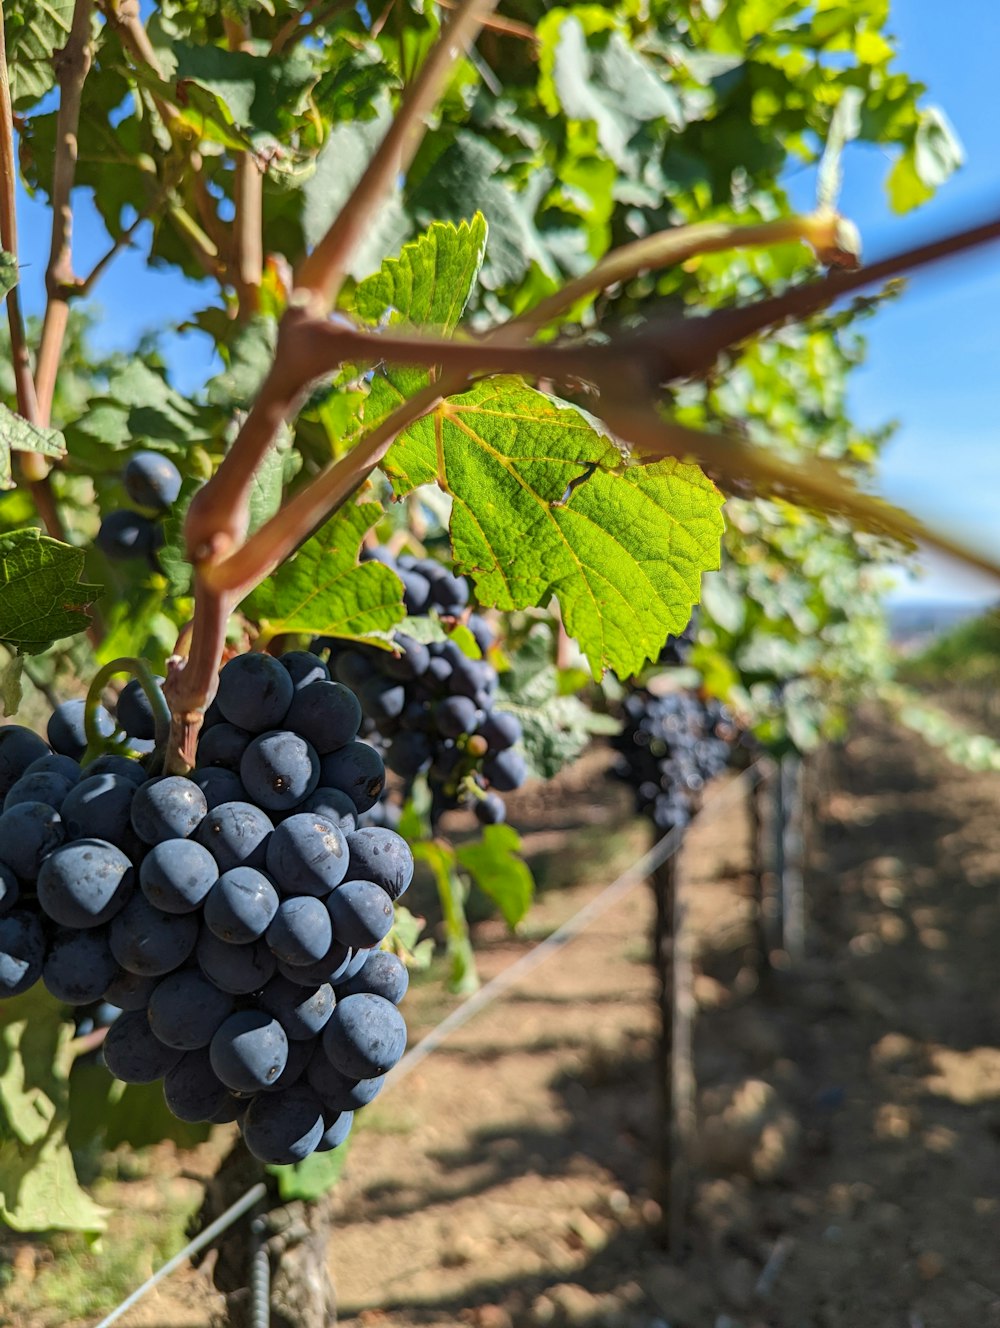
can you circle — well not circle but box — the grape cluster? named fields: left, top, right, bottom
left=315, top=548, right=527, bottom=828
left=613, top=690, right=737, bottom=832
left=96, top=451, right=181, bottom=564
left=0, top=651, right=411, bottom=1165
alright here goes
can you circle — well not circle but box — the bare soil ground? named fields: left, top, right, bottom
left=6, top=709, right=1000, bottom=1328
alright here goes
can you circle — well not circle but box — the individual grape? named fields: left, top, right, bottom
left=306, top=1052, right=385, bottom=1112
left=147, top=969, right=235, bottom=1050
left=397, top=568, right=431, bottom=615
left=319, top=742, right=385, bottom=813
left=123, top=450, right=182, bottom=512
left=43, top=928, right=120, bottom=1005
left=479, top=710, right=522, bottom=753
left=103, top=1011, right=183, bottom=1083
left=163, top=1048, right=231, bottom=1121
left=96, top=509, right=161, bottom=561
left=131, top=775, right=207, bottom=845
left=316, top=1109, right=353, bottom=1152
left=276, top=938, right=353, bottom=987
left=344, top=827, right=414, bottom=902
left=474, top=792, right=507, bottom=826
left=381, top=635, right=430, bottom=681
left=321, top=993, right=406, bottom=1078
left=240, top=731, right=320, bottom=813
left=197, top=722, right=252, bottom=771
left=285, top=681, right=362, bottom=755
left=357, top=677, right=406, bottom=723
left=215, top=653, right=294, bottom=733
left=265, top=813, right=349, bottom=897
left=140, top=838, right=218, bottom=913
left=428, top=568, right=469, bottom=614
left=0, top=862, right=19, bottom=914
left=0, top=727, right=53, bottom=799
left=196, top=931, right=276, bottom=995
left=266, top=1036, right=315, bottom=1091
left=47, top=700, right=114, bottom=762
left=336, top=949, right=408, bottom=1005
left=85, top=753, right=147, bottom=785
left=482, top=749, right=527, bottom=793
left=109, top=895, right=199, bottom=976
left=300, top=787, right=358, bottom=834
left=4, top=770, right=75, bottom=811
left=189, top=767, right=246, bottom=810
left=326, top=880, right=393, bottom=950
left=241, top=1085, right=324, bottom=1164
left=434, top=695, right=479, bottom=740
left=0, top=910, right=46, bottom=996
left=116, top=676, right=163, bottom=740
left=61, top=773, right=135, bottom=844
left=195, top=801, right=273, bottom=871
left=466, top=614, right=495, bottom=655
left=0, top=802, right=65, bottom=880
left=266, top=896, right=333, bottom=966
left=24, top=753, right=81, bottom=785
left=103, top=968, right=158, bottom=1012
left=210, top=1010, right=289, bottom=1093
left=385, top=730, right=433, bottom=780
left=203, top=867, right=279, bottom=944
left=210, top=1093, right=247, bottom=1125
left=280, top=650, right=330, bottom=691
left=260, top=975, right=335, bottom=1040
left=330, top=649, right=371, bottom=691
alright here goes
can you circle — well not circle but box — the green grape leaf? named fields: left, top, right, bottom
left=243, top=502, right=405, bottom=642
left=538, top=11, right=684, bottom=167
left=409, top=132, right=555, bottom=290
left=0, top=987, right=107, bottom=1234
left=354, top=215, right=488, bottom=337
left=0, top=404, right=66, bottom=490
left=171, top=41, right=319, bottom=140
left=379, top=378, right=725, bottom=678
left=0, top=251, right=18, bottom=299
left=302, top=97, right=410, bottom=279
left=247, top=424, right=299, bottom=537
left=5, top=0, right=73, bottom=107
left=495, top=626, right=617, bottom=777
left=455, top=824, right=534, bottom=930
left=268, top=1144, right=348, bottom=1202
left=0, top=529, right=100, bottom=654
left=207, top=317, right=277, bottom=409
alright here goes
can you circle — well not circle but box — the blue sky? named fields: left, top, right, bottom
left=12, top=0, right=999, bottom=602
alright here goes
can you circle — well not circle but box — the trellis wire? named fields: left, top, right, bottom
left=387, top=763, right=759, bottom=1092
left=91, top=1181, right=268, bottom=1328
left=89, top=763, right=759, bottom=1328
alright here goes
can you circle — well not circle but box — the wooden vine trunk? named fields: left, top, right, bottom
left=649, top=845, right=696, bottom=1252
left=194, top=1139, right=338, bottom=1328
left=776, top=753, right=806, bottom=965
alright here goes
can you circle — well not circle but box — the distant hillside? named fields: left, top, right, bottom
left=896, top=603, right=1000, bottom=682
left=888, top=599, right=994, bottom=651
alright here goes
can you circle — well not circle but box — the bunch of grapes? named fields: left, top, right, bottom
left=613, top=690, right=738, bottom=832
left=315, top=548, right=527, bottom=828
left=0, top=650, right=411, bottom=1166
left=96, top=451, right=182, bottom=564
